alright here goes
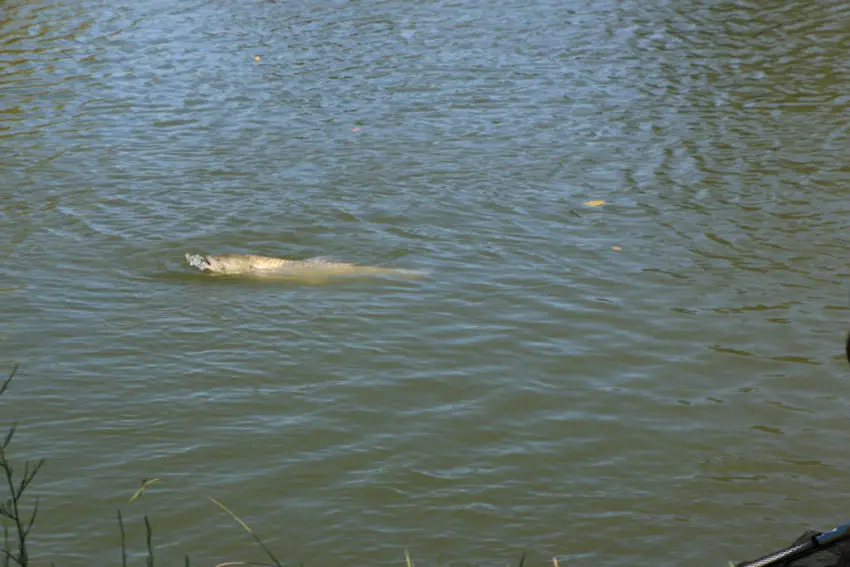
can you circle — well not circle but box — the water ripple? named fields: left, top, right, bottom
left=3, top=0, right=850, bottom=565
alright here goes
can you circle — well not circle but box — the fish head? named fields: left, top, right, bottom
left=186, top=253, right=253, bottom=274
left=185, top=253, right=214, bottom=272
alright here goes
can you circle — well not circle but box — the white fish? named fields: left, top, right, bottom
left=185, top=253, right=426, bottom=280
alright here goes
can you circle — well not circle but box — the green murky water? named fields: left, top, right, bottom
left=2, top=0, right=849, bottom=565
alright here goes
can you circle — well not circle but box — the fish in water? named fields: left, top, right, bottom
left=185, top=253, right=426, bottom=280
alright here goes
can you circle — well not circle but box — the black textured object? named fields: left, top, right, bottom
left=737, top=530, right=850, bottom=567
left=780, top=530, right=850, bottom=567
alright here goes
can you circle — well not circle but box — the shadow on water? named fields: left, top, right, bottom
left=148, top=269, right=428, bottom=288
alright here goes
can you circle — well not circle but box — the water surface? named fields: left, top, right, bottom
left=2, top=0, right=850, bottom=566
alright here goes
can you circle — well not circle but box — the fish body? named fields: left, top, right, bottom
left=185, top=253, right=425, bottom=279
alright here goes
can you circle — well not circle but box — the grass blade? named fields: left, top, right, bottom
left=145, top=514, right=154, bottom=567
left=118, top=510, right=127, bottom=567
left=130, top=478, right=160, bottom=503
left=208, top=497, right=282, bottom=567
left=0, top=365, right=17, bottom=398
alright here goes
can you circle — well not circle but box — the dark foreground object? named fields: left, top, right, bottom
left=736, top=522, right=850, bottom=567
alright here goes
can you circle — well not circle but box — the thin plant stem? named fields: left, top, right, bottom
left=0, top=364, right=43, bottom=567
left=208, top=497, right=282, bottom=567
left=145, top=514, right=154, bottom=567
left=118, top=510, right=128, bottom=567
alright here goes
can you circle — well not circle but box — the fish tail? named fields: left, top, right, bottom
left=366, top=266, right=428, bottom=279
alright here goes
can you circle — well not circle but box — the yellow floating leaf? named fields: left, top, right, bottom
left=584, top=200, right=606, bottom=207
